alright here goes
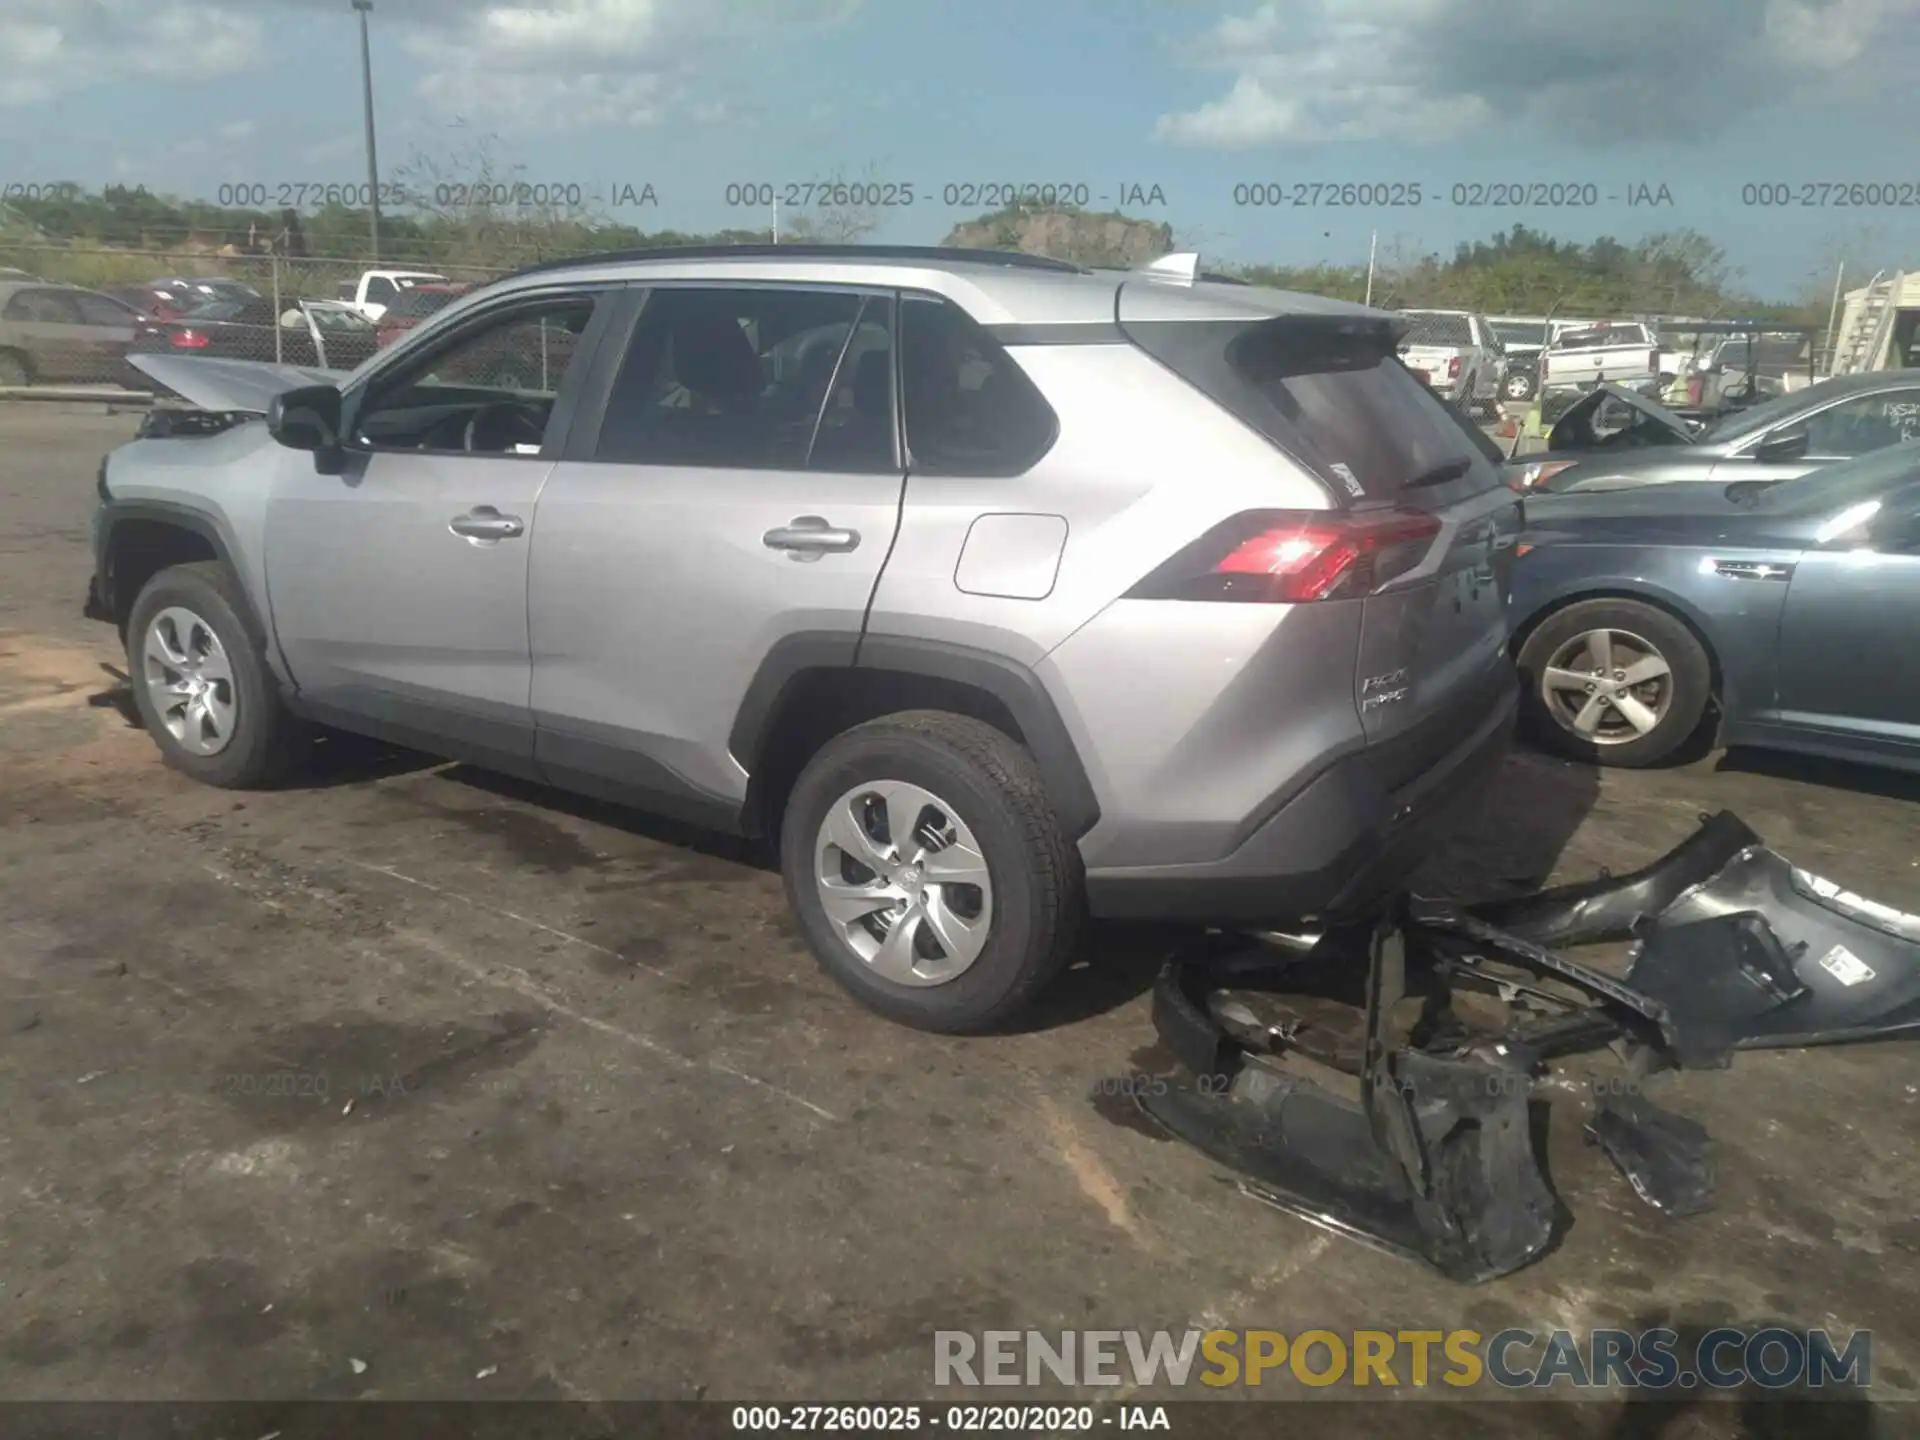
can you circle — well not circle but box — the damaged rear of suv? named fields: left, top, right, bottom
left=86, top=244, right=1518, bottom=1033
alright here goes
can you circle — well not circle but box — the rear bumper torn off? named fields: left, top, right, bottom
left=1113, top=809, right=1920, bottom=1283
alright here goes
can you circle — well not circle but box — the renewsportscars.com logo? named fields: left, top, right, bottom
left=933, top=1327, right=1872, bottom=1391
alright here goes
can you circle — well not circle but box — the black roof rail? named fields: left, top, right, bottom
left=497, top=244, right=1091, bottom=282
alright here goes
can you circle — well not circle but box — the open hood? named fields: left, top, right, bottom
left=1544, top=380, right=1696, bottom=453
left=127, top=353, right=341, bottom=415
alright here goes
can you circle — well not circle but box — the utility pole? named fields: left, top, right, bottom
left=352, top=0, right=381, bottom=259
left=1364, top=230, right=1378, bottom=307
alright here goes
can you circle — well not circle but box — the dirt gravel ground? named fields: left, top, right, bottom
left=1, top=405, right=1916, bottom=1435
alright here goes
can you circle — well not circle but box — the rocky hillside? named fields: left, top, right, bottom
left=941, top=206, right=1174, bottom=267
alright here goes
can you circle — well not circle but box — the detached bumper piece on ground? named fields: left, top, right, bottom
left=1127, top=811, right=1920, bottom=1283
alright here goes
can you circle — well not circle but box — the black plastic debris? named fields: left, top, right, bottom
left=1584, top=1093, right=1714, bottom=1216
left=1117, top=810, right=1920, bottom=1283
left=1139, top=913, right=1558, bottom=1284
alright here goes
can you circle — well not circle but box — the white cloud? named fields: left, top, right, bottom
left=1156, top=0, right=1920, bottom=147
left=0, top=0, right=857, bottom=130
left=0, top=1, right=263, bottom=107
left=392, top=0, right=860, bottom=131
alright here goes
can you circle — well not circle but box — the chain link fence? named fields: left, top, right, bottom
left=0, top=244, right=507, bottom=383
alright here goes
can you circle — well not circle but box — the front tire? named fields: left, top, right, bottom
left=780, top=711, right=1083, bottom=1033
left=1515, top=599, right=1712, bottom=768
left=127, top=561, right=309, bottom=788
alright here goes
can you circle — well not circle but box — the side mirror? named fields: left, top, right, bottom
left=1752, top=426, right=1808, bottom=462
left=268, top=383, right=344, bottom=469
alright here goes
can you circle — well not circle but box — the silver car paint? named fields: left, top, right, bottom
left=265, top=447, right=553, bottom=743
left=101, top=251, right=1513, bottom=901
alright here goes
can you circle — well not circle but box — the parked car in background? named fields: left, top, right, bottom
left=1489, top=317, right=1551, bottom=401
left=90, top=244, right=1521, bottom=1034
left=102, top=284, right=195, bottom=322
left=0, top=280, right=142, bottom=386
left=1511, top=440, right=1920, bottom=770
left=1504, top=371, right=1920, bottom=494
left=145, top=277, right=262, bottom=312
left=375, top=282, right=473, bottom=347
left=128, top=295, right=380, bottom=372
left=1538, top=320, right=1662, bottom=391
left=336, top=268, right=448, bottom=322
left=1396, top=309, right=1501, bottom=412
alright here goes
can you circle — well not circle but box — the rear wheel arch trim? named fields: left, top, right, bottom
left=731, top=632, right=1102, bottom=842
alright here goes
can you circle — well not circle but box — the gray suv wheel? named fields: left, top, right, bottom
left=780, top=711, right=1082, bottom=1032
left=127, top=561, right=309, bottom=788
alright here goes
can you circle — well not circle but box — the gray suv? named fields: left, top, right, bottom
left=86, top=245, right=1520, bottom=1032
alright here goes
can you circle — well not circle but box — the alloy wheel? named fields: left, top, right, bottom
left=1540, top=628, right=1674, bottom=745
left=142, top=606, right=238, bottom=756
left=813, top=780, right=993, bottom=986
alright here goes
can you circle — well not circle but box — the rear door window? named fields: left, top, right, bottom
left=594, top=285, right=899, bottom=473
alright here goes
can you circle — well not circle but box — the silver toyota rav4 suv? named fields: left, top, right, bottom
left=87, top=245, right=1520, bottom=1033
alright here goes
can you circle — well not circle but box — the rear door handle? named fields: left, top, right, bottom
left=449, top=506, right=525, bottom=542
left=764, top=515, right=860, bottom=560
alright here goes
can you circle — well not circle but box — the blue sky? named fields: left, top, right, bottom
left=4, top=0, right=1919, bottom=298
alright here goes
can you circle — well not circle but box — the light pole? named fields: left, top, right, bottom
left=352, top=0, right=381, bottom=259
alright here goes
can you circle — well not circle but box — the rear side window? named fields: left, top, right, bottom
left=7, top=289, right=80, bottom=323
left=1123, top=314, right=1503, bottom=504
left=900, top=295, right=1057, bottom=476
left=365, top=276, right=399, bottom=303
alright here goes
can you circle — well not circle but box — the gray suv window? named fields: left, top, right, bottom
left=594, top=286, right=897, bottom=473
left=352, top=295, right=600, bottom=454
left=899, top=294, right=1056, bottom=475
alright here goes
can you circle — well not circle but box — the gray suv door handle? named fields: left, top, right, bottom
left=449, top=506, right=525, bottom=542
left=764, top=515, right=860, bottom=559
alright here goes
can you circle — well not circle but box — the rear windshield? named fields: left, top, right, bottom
left=1121, top=314, right=1503, bottom=505
left=1551, top=324, right=1647, bottom=350
left=1494, top=321, right=1548, bottom=347
left=1399, top=313, right=1472, bottom=347
left=386, top=288, right=463, bottom=321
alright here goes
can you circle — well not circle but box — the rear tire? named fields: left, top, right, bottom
left=127, top=561, right=309, bottom=788
left=1516, top=598, right=1712, bottom=768
left=779, top=711, right=1083, bottom=1033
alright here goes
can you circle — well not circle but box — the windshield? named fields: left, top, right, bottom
left=1400, top=313, right=1472, bottom=346
left=1752, top=440, right=1920, bottom=514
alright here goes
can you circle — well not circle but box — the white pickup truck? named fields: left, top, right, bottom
left=1538, top=320, right=1663, bottom=391
left=1396, top=309, right=1500, bottom=412
left=334, top=268, right=448, bottom=323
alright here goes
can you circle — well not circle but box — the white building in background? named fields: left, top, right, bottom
left=1828, top=271, right=1917, bottom=375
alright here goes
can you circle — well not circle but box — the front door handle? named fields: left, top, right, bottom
left=763, top=515, right=860, bottom=560
left=449, top=506, right=525, bottom=542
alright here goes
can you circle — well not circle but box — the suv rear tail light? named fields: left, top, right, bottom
left=1648, top=348, right=1659, bottom=374
left=1446, top=355, right=1462, bottom=379
left=171, top=329, right=209, bottom=349
left=1540, top=354, right=1550, bottom=379
left=1125, top=508, right=1444, bottom=604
